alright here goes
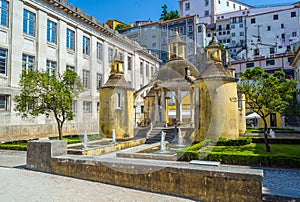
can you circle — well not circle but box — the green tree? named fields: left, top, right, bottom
left=14, top=69, right=83, bottom=140
left=115, top=23, right=130, bottom=31
left=238, top=67, right=297, bottom=152
left=160, top=4, right=179, bottom=21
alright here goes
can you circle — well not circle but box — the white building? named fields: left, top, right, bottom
left=179, top=0, right=251, bottom=24
left=0, top=0, right=160, bottom=141
left=245, top=5, right=300, bottom=60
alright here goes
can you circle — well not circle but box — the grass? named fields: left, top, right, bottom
left=0, top=134, right=103, bottom=150
left=210, top=143, right=300, bottom=158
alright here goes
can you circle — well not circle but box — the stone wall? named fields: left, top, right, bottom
left=27, top=140, right=263, bottom=202
left=0, top=122, right=99, bottom=142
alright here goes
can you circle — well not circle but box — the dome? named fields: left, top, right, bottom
left=156, top=58, right=200, bottom=82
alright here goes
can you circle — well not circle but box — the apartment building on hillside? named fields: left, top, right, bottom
left=0, top=0, right=160, bottom=141
left=179, top=0, right=251, bottom=24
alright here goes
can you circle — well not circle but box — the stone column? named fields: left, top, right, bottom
left=190, top=90, right=194, bottom=127
left=155, top=91, right=159, bottom=124
left=160, top=88, right=166, bottom=125
left=176, top=90, right=183, bottom=123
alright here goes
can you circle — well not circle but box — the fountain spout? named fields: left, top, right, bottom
left=178, top=127, right=183, bottom=145
left=112, top=129, right=116, bottom=144
left=160, top=131, right=166, bottom=151
left=83, top=131, right=88, bottom=149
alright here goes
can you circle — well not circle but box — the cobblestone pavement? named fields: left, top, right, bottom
left=263, top=168, right=300, bottom=198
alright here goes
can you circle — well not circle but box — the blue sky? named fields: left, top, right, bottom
left=67, top=0, right=299, bottom=24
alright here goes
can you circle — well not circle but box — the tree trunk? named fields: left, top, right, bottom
left=56, top=120, right=63, bottom=140
left=262, top=117, right=270, bottom=152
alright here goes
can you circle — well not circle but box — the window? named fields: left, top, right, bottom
left=82, top=70, right=90, bottom=88
left=267, top=26, right=271, bottom=31
left=218, top=25, right=222, bottom=31
left=23, top=9, right=36, bottom=36
left=239, top=24, right=243, bottom=28
left=250, top=18, right=256, bottom=24
left=0, top=0, right=8, bottom=26
left=116, top=92, right=122, bottom=108
left=246, top=62, right=254, bottom=68
left=188, top=25, right=193, bottom=32
left=66, top=29, right=75, bottom=50
left=218, top=0, right=221, bottom=4
left=22, top=54, right=35, bottom=71
left=292, top=32, right=297, bottom=37
left=0, top=48, right=7, bottom=75
left=127, top=56, right=132, bottom=71
left=72, top=100, right=77, bottom=113
left=231, top=24, right=235, bottom=29
left=82, top=36, right=90, bottom=55
left=254, top=49, right=259, bottom=56
left=270, top=47, right=275, bottom=54
left=47, top=20, right=57, bottom=43
left=238, top=17, right=243, bottom=23
left=96, top=73, right=102, bottom=90
left=141, top=105, right=144, bottom=113
left=232, top=17, right=237, bottom=24
left=140, top=61, right=144, bottom=75
left=66, top=65, right=75, bottom=71
left=266, top=60, right=275, bottom=66
left=185, top=2, right=190, bottom=11
left=219, top=32, right=222, bottom=36
left=233, top=3, right=235, bottom=9
left=273, top=14, right=278, bottom=20
left=205, top=0, right=209, bottom=6
left=227, top=1, right=229, bottom=6
left=0, top=95, right=9, bottom=111
left=291, top=11, right=296, bottom=18
left=281, top=33, right=285, bottom=39
left=96, top=42, right=103, bottom=60
left=108, top=47, right=114, bottom=62
left=197, top=25, right=202, bottom=33
left=97, top=102, right=99, bottom=112
left=281, top=24, right=284, bottom=29
left=204, top=10, right=209, bottom=17
left=46, top=60, right=56, bottom=75
left=179, top=26, right=184, bottom=34
left=240, top=32, right=244, bottom=36
left=83, top=101, right=92, bottom=113
left=231, top=32, right=236, bottom=37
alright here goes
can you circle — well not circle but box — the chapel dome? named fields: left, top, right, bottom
left=156, top=58, right=200, bottom=82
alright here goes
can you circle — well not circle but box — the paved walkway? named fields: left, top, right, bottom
left=1, top=149, right=300, bottom=201
left=0, top=150, right=193, bottom=202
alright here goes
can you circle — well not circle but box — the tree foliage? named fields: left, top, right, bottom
left=14, top=69, right=83, bottom=140
left=115, top=23, right=130, bottom=31
left=238, top=66, right=298, bottom=152
left=160, top=4, right=180, bottom=21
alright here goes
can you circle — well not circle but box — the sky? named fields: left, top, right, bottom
left=67, top=0, right=299, bottom=24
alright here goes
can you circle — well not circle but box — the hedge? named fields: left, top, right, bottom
left=216, top=138, right=252, bottom=146
left=252, top=138, right=300, bottom=145
left=204, top=153, right=300, bottom=168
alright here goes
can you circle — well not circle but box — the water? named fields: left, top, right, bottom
left=178, top=127, right=183, bottom=145
left=160, top=131, right=166, bottom=151
left=112, top=129, right=116, bottom=144
left=83, top=131, right=88, bottom=149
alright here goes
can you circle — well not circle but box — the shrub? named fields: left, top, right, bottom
left=216, top=138, right=252, bottom=146
left=252, top=138, right=300, bottom=145
left=204, top=153, right=300, bottom=168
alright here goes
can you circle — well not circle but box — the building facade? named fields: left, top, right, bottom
left=179, top=0, right=251, bottom=24
left=0, top=0, right=160, bottom=141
